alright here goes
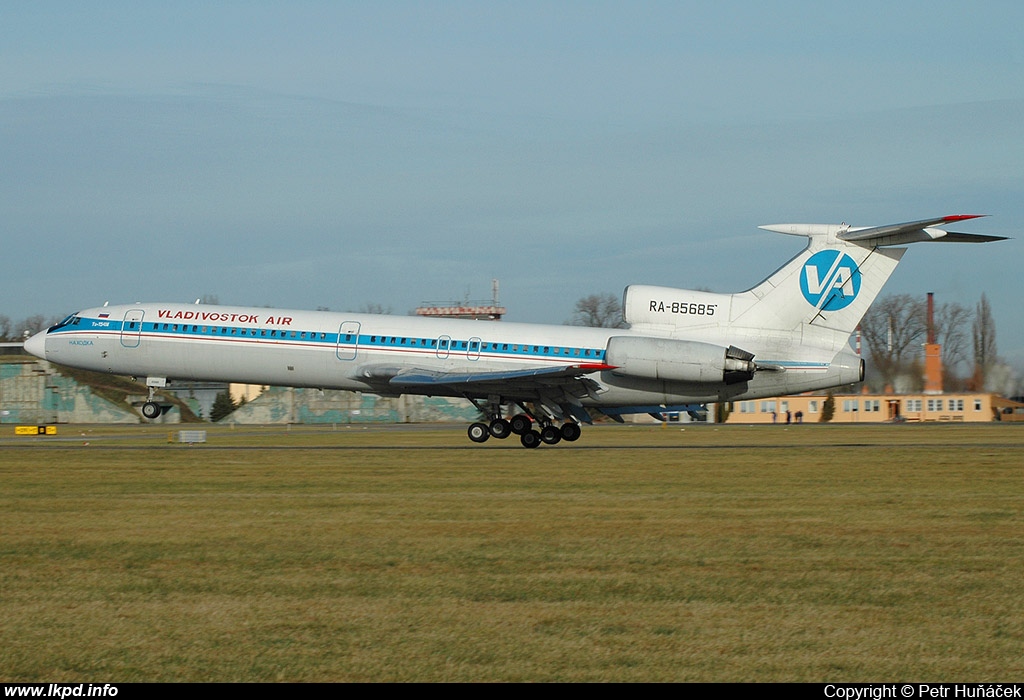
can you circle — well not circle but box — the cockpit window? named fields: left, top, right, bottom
left=48, top=314, right=80, bottom=332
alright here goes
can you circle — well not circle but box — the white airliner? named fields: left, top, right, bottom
left=25, top=215, right=1003, bottom=447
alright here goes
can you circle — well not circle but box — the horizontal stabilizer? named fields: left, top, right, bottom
left=837, top=214, right=987, bottom=241
left=759, top=215, right=1005, bottom=246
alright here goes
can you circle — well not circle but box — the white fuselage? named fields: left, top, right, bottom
left=31, top=301, right=860, bottom=408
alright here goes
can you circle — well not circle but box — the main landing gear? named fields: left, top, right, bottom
left=465, top=397, right=583, bottom=448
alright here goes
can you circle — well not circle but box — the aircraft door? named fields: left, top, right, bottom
left=120, top=309, right=144, bottom=348
left=436, top=335, right=451, bottom=359
left=468, top=337, right=482, bottom=361
left=336, top=321, right=360, bottom=360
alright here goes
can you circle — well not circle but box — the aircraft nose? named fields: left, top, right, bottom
left=24, top=331, right=47, bottom=359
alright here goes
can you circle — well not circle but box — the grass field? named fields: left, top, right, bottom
left=1, top=422, right=1022, bottom=681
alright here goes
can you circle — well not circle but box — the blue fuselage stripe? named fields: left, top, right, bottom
left=49, top=317, right=609, bottom=364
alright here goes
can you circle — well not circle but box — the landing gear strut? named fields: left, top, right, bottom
left=465, top=396, right=515, bottom=444
left=463, top=397, right=583, bottom=448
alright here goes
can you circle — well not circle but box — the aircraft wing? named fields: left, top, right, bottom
left=383, top=363, right=616, bottom=423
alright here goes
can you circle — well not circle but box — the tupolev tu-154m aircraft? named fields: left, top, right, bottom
left=25, top=215, right=1004, bottom=447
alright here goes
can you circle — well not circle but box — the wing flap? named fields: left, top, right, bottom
left=390, top=363, right=614, bottom=390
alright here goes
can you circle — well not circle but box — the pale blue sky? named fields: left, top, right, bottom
left=2, top=2, right=1022, bottom=367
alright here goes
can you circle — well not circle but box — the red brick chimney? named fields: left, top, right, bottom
left=923, top=292, right=943, bottom=394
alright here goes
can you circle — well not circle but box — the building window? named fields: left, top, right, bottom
left=948, top=399, right=963, bottom=411
left=974, top=399, right=982, bottom=411
left=864, top=400, right=880, bottom=412
left=808, top=400, right=818, bottom=413
left=739, top=401, right=755, bottom=413
left=842, top=399, right=858, bottom=412
left=760, top=400, right=776, bottom=413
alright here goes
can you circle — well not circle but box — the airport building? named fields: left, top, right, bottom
left=723, top=391, right=1024, bottom=424
left=722, top=294, right=1024, bottom=424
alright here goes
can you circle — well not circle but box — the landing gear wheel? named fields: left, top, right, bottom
left=520, top=430, right=541, bottom=449
left=509, top=414, right=532, bottom=435
left=540, top=425, right=562, bottom=445
left=468, top=422, right=490, bottom=443
left=489, top=418, right=512, bottom=439
left=560, top=423, right=582, bottom=442
left=141, top=401, right=161, bottom=420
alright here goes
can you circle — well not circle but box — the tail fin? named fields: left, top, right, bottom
left=624, top=215, right=1003, bottom=358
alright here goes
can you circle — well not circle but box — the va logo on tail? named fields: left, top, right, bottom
left=800, top=250, right=861, bottom=310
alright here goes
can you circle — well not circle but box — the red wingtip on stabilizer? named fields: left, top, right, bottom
left=942, top=214, right=986, bottom=222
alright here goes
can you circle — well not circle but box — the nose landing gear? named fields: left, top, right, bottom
left=139, top=376, right=168, bottom=421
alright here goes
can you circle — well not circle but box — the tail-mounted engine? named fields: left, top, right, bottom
left=605, top=336, right=759, bottom=385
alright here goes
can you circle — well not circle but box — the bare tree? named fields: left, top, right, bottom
left=859, top=294, right=926, bottom=390
left=19, top=315, right=48, bottom=338
left=932, top=301, right=972, bottom=388
left=971, top=293, right=998, bottom=390
left=934, top=302, right=972, bottom=367
left=567, top=293, right=627, bottom=328
left=359, top=302, right=393, bottom=315
left=0, top=314, right=69, bottom=341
